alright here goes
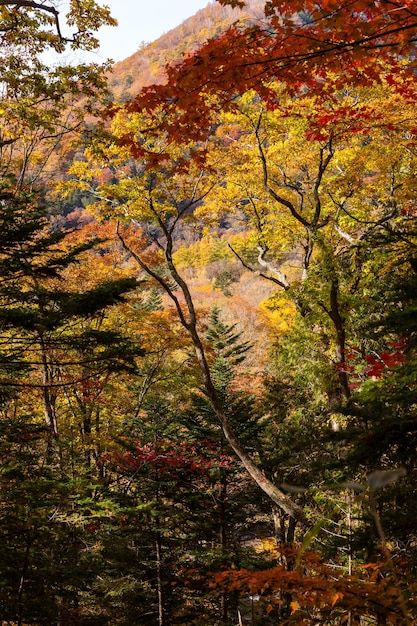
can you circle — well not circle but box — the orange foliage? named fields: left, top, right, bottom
left=212, top=548, right=417, bottom=624
left=108, top=1, right=248, bottom=101
left=118, top=0, right=417, bottom=146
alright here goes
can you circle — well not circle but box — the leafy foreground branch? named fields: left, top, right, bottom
left=212, top=549, right=416, bottom=625
left=210, top=471, right=415, bottom=625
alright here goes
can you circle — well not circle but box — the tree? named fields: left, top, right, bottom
left=0, top=0, right=116, bottom=188
left=0, top=186, right=153, bottom=624
left=118, top=0, right=417, bottom=147
left=59, top=12, right=417, bottom=615
left=213, top=544, right=417, bottom=624
left=0, top=0, right=115, bottom=51
left=0, top=184, right=141, bottom=441
left=4, top=0, right=415, bottom=618
left=68, top=48, right=417, bottom=530
left=63, top=107, right=309, bottom=525
left=99, top=434, right=239, bottom=625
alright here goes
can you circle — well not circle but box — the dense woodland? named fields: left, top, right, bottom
left=1, top=0, right=417, bottom=624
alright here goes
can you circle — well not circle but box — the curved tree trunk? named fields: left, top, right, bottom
left=117, top=224, right=309, bottom=527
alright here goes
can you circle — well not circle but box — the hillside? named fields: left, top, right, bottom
left=108, top=0, right=267, bottom=101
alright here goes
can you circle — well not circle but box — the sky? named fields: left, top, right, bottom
left=85, top=0, right=212, bottom=63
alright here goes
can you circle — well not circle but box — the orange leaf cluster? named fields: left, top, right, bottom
left=117, top=0, right=417, bottom=146
left=212, top=550, right=416, bottom=623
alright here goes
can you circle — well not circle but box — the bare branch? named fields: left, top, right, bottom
left=333, top=221, right=358, bottom=245
left=257, top=245, right=290, bottom=289
left=228, top=242, right=289, bottom=290
left=116, top=222, right=191, bottom=330
left=0, top=0, right=66, bottom=41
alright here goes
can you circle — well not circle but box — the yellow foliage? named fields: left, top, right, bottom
left=174, top=237, right=230, bottom=269
left=290, top=600, right=301, bottom=614
left=255, top=537, right=278, bottom=554
left=259, top=294, right=297, bottom=334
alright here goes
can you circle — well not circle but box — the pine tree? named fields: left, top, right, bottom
left=0, top=184, right=146, bottom=624
left=0, top=183, right=141, bottom=437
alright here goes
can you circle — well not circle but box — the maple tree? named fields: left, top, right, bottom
left=212, top=547, right=416, bottom=624
left=190, top=70, right=417, bottom=409
left=96, top=407, right=254, bottom=624
left=108, top=0, right=247, bottom=102
left=114, top=0, right=417, bottom=150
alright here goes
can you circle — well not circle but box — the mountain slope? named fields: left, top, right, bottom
left=109, top=0, right=266, bottom=102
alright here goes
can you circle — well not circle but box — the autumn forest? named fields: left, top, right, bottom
left=1, top=0, right=417, bottom=624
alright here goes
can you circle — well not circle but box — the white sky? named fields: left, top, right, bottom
left=85, top=0, right=212, bottom=63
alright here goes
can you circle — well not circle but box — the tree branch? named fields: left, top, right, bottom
left=117, top=222, right=309, bottom=526
left=228, top=242, right=289, bottom=290
left=0, top=0, right=65, bottom=41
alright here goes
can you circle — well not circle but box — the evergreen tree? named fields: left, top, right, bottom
left=0, top=183, right=146, bottom=624
left=0, top=183, right=141, bottom=436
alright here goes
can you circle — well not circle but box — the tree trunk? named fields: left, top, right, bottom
left=219, top=441, right=229, bottom=623
left=192, top=333, right=308, bottom=525
left=17, top=538, right=32, bottom=626
left=328, top=276, right=351, bottom=403
left=117, top=225, right=309, bottom=528
left=41, top=348, right=58, bottom=437
left=156, top=529, right=165, bottom=626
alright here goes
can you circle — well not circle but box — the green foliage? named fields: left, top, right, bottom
left=0, top=186, right=141, bottom=384
left=206, top=306, right=252, bottom=382
left=2, top=1, right=417, bottom=622
left=0, top=417, right=106, bottom=623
